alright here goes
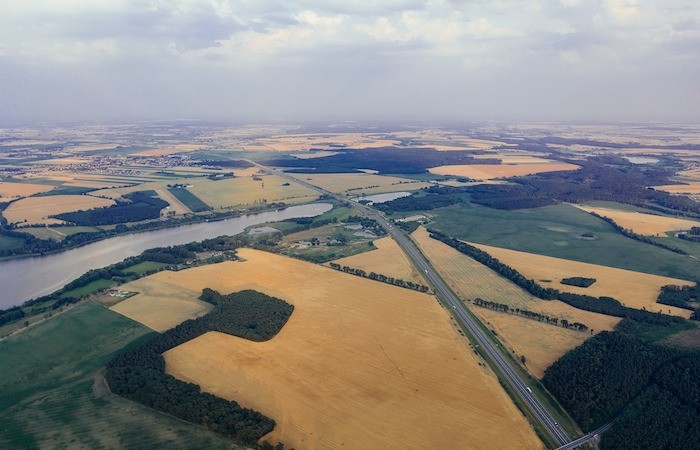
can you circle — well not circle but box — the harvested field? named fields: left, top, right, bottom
left=428, top=162, right=579, bottom=180
left=110, top=277, right=212, bottom=332
left=476, top=308, right=590, bottom=378
left=0, top=181, right=53, bottom=199
left=656, top=182, right=700, bottom=194
left=470, top=242, right=695, bottom=319
left=329, top=236, right=426, bottom=285
left=144, top=249, right=542, bottom=450
left=574, top=205, right=700, bottom=236
left=679, top=168, right=700, bottom=180
left=188, top=174, right=318, bottom=208
left=291, top=151, right=340, bottom=159
left=155, top=189, right=192, bottom=215
left=411, top=227, right=619, bottom=354
left=288, top=173, right=430, bottom=194
left=3, top=195, right=115, bottom=226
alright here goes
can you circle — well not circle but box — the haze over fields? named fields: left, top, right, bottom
left=1, top=0, right=700, bottom=124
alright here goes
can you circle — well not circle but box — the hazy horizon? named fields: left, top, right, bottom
left=1, top=1, right=699, bottom=124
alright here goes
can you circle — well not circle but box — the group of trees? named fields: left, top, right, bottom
left=55, top=191, right=169, bottom=226
left=327, top=262, right=430, bottom=293
left=344, top=215, right=386, bottom=236
left=657, top=284, right=699, bottom=314
left=374, top=187, right=463, bottom=214
left=560, top=277, right=597, bottom=288
left=106, top=289, right=293, bottom=447
left=473, top=298, right=589, bottom=331
left=679, top=226, right=700, bottom=242
left=543, top=329, right=700, bottom=449
left=428, top=229, right=688, bottom=325
left=264, top=147, right=499, bottom=174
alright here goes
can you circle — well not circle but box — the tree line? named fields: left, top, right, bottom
left=428, top=229, right=688, bottom=325
left=105, top=289, right=293, bottom=448
left=55, top=191, right=169, bottom=226
left=327, top=262, right=430, bottom=293
left=472, top=298, right=589, bottom=332
left=657, top=284, right=699, bottom=317
left=589, top=212, right=688, bottom=255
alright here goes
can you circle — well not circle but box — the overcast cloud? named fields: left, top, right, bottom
left=1, top=0, right=698, bottom=124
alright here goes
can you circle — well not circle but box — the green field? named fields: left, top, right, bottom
left=0, top=302, right=239, bottom=449
left=0, top=235, right=25, bottom=251
left=122, top=261, right=168, bottom=276
left=167, top=188, right=212, bottom=212
left=59, top=279, right=116, bottom=299
left=428, top=202, right=700, bottom=281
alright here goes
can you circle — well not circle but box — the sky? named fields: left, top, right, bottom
left=0, top=0, right=699, bottom=124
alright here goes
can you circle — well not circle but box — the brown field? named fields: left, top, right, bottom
left=189, top=174, right=319, bottom=208
left=290, top=151, right=340, bottom=159
left=472, top=154, right=555, bottom=164
left=476, top=308, right=591, bottom=378
left=656, top=182, right=700, bottom=194
left=110, top=276, right=213, bottom=332
left=679, top=168, right=700, bottom=180
left=287, top=173, right=430, bottom=194
left=428, top=162, right=579, bottom=180
left=2, top=195, right=115, bottom=226
left=411, top=227, right=620, bottom=375
left=30, top=157, right=91, bottom=166
left=329, top=237, right=426, bottom=285
left=470, top=242, right=694, bottom=319
left=574, top=205, right=700, bottom=236
left=0, top=181, right=53, bottom=199
left=155, top=189, right=191, bottom=215
left=134, top=144, right=204, bottom=157
left=157, top=249, right=541, bottom=450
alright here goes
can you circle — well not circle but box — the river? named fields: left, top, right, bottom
left=1, top=203, right=332, bottom=308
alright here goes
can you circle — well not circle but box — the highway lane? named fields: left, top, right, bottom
left=260, top=164, right=576, bottom=447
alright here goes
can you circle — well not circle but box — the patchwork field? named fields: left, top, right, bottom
left=574, top=205, right=700, bottom=236
left=476, top=308, right=591, bottom=378
left=110, top=276, right=213, bottom=332
left=2, top=195, right=115, bottom=226
left=288, top=172, right=431, bottom=194
left=428, top=162, right=579, bottom=180
left=470, top=242, right=695, bottom=318
left=188, top=174, right=318, bottom=208
left=118, top=248, right=541, bottom=449
left=329, top=236, right=426, bottom=284
left=155, top=188, right=192, bottom=215
left=412, top=227, right=620, bottom=376
left=252, top=133, right=400, bottom=152
left=0, top=181, right=53, bottom=199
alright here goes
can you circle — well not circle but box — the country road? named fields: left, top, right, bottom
left=258, top=163, right=612, bottom=449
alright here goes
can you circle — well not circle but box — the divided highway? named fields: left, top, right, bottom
left=260, top=164, right=599, bottom=449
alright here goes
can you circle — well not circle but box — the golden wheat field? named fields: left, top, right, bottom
left=656, top=182, right=700, bottom=194
left=287, top=172, right=430, bottom=194
left=428, top=162, right=579, bottom=180
left=475, top=308, right=591, bottom=378
left=411, top=228, right=620, bottom=371
left=0, top=181, right=53, bottom=199
left=117, top=249, right=541, bottom=449
left=574, top=205, right=700, bottom=236
left=470, top=242, right=694, bottom=319
left=2, top=195, right=115, bottom=226
left=329, top=237, right=426, bottom=285
left=188, top=174, right=319, bottom=208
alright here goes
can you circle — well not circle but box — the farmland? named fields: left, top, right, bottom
left=119, top=248, right=543, bottom=449
left=428, top=162, right=579, bottom=180
left=0, top=302, right=238, bottom=449
left=411, top=227, right=620, bottom=376
left=330, top=236, right=426, bottom=284
left=0, top=181, right=53, bottom=199
left=573, top=204, right=700, bottom=236
left=188, top=174, right=318, bottom=208
left=2, top=195, right=115, bottom=226
left=471, top=242, right=695, bottom=319
left=428, top=202, right=700, bottom=280
left=287, top=172, right=431, bottom=194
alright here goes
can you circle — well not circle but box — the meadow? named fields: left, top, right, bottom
left=428, top=202, right=700, bottom=281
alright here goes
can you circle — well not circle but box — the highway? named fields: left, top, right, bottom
left=260, top=164, right=593, bottom=448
